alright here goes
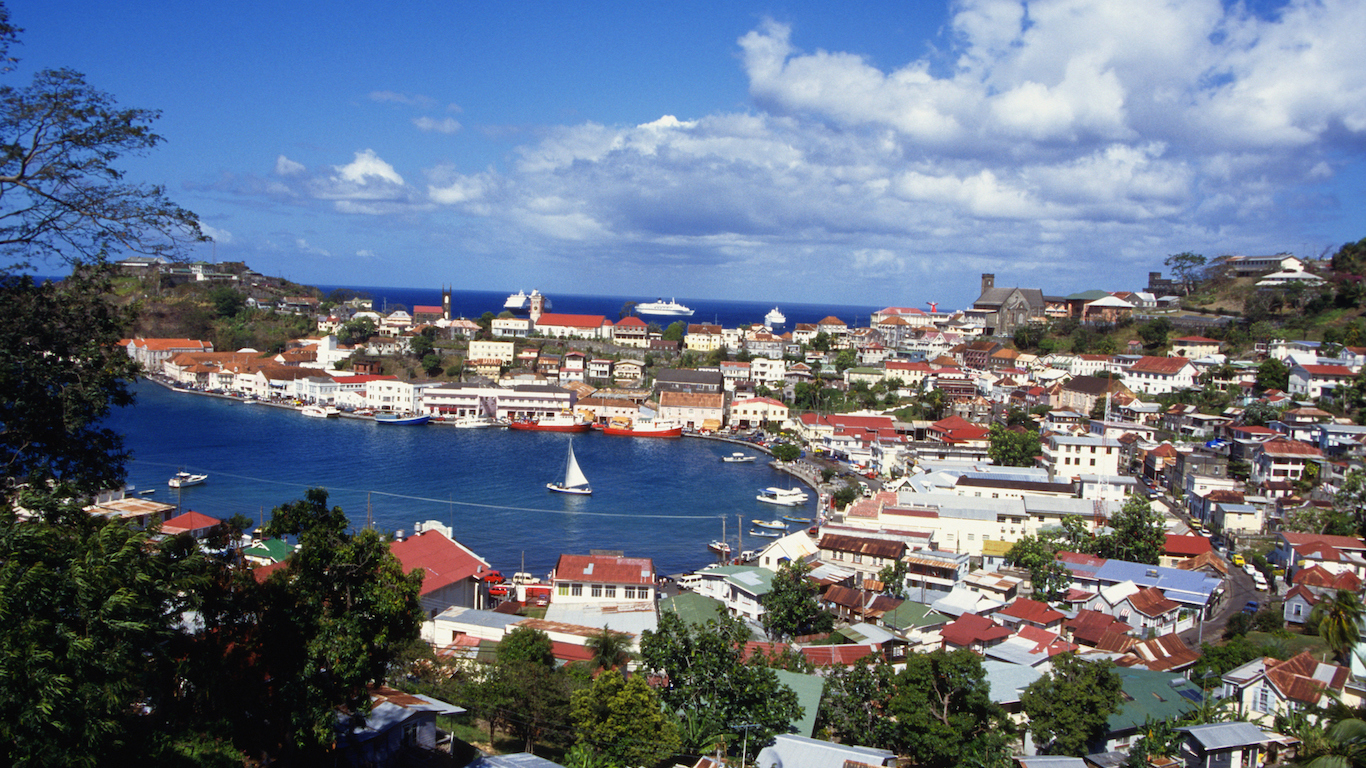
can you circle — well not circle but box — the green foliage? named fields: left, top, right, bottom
left=1005, top=535, right=1073, bottom=604
left=832, top=482, right=860, bottom=509
left=336, top=317, right=377, bottom=345
left=662, top=321, right=686, bottom=341
left=583, top=626, right=633, bottom=672
left=1331, top=237, right=1366, bottom=276
left=209, top=285, right=246, bottom=318
left=1126, top=717, right=1182, bottom=768
left=771, top=442, right=801, bottom=462
left=877, top=559, right=909, bottom=600
left=816, top=659, right=897, bottom=747
left=1164, top=252, right=1207, bottom=293
left=1021, top=653, right=1123, bottom=756
left=639, top=610, right=802, bottom=749
left=811, top=331, right=831, bottom=352
left=1095, top=496, right=1166, bottom=565
left=1223, top=612, right=1254, bottom=639
left=1313, top=590, right=1364, bottom=664
left=0, top=268, right=139, bottom=496
left=498, top=626, right=556, bottom=668
left=761, top=560, right=834, bottom=641
left=988, top=423, right=1041, bottom=467
left=1138, top=317, right=1172, bottom=349
left=570, top=672, right=680, bottom=768
left=1257, top=358, right=1290, bottom=392
left=1013, top=323, right=1048, bottom=351
left=886, top=649, right=1013, bottom=767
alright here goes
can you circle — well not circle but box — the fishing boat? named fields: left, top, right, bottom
left=509, top=411, right=592, bottom=432
left=722, top=452, right=756, bottom=463
left=708, top=540, right=731, bottom=556
left=168, top=471, right=208, bottom=488
left=547, top=439, right=592, bottom=495
left=748, top=528, right=782, bottom=538
left=374, top=413, right=430, bottom=426
left=782, top=514, right=814, bottom=524
left=756, top=487, right=806, bottom=506
left=751, top=519, right=787, bottom=531
left=601, top=418, right=683, bottom=438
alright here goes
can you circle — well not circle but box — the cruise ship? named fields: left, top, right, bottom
left=635, top=298, right=694, bottom=317
left=764, top=307, right=786, bottom=327
left=503, top=289, right=551, bottom=315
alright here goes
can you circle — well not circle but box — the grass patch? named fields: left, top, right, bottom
left=1247, top=630, right=1332, bottom=658
left=519, top=606, right=547, bottom=619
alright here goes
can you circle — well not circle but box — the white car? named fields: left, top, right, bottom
left=1243, top=563, right=1258, bottom=577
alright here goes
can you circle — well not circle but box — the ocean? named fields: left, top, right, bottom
left=108, top=380, right=820, bottom=579
left=313, top=284, right=891, bottom=332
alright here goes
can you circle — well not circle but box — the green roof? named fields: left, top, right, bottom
left=1066, top=289, right=1113, bottom=301
left=772, top=669, right=824, bottom=738
left=1108, top=667, right=1200, bottom=733
left=658, top=591, right=728, bottom=628
left=706, top=565, right=775, bottom=597
left=242, top=537, right=294, bottom=563
left=880, top=600, right=950, bottom=631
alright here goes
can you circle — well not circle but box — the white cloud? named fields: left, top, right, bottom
left=275, top=155, right=305, bottom=176
left=199, top=224, right=233, bottom=243
left=413, top=116, right=462, bottom=134
left=334, top=149, right=405, bottom=186
left=369, top=90, right=437, bottom=109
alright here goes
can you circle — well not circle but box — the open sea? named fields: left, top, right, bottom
left=109, top=380, right=822, bottom=579
left=314, top=285, right=892, bottom=333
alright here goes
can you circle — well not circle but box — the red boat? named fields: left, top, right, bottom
left=602, top=419, right=683, bottom=438
left=507, top=411, right=592, bottom=433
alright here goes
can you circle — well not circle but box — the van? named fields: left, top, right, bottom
left=677, top=573, right=703, bottom=591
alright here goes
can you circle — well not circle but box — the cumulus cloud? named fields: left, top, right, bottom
left=199, top=224, right=233, bottom=243
left=241, top=1, right=1366, bottom=299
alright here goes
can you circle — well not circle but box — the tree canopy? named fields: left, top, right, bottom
left=1022, top=653, right=1123, bottom=756
left=988, top=423, right=1041, bottom=468
left=761, top=559, right=834, bottom=641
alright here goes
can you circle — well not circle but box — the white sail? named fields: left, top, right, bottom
left=562, top=439, right=590, bottom=491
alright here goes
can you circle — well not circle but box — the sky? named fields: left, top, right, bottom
left=9, top=0, right=1366, bottom=310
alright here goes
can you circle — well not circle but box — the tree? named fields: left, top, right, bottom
left=1305, top=718, right=1366, bottom=768
left=988, top=423, right=1041, bottom=468
left=662, top=321, right=686, bottom=341
left=0, top=68, right=203, bottom=270
left=761, top=560, right=834, bottom=641
left=209, top=285, right=246, bottom=318
left=1313, top=590, right=1365, bottom=664
left=1096, top=496, right=1166, bottom=565
left=0, top=268, right=139, bottom=496
left=1004, top=535, right=1072, bottom=604
left=498, top=625, right=556, bottom=667
left=832, top=482, right=860, bottom=509
left=771, top=442, right=800, bottom=462
left=584, top=626, right=633, bottom=672
left=1257, top=358, right=1290, bottom=392
left=1164, top=252, right=1207, bottom=294
left=812, top=331, right=831, bottom=352
left=336, top=317, right=376, bottom=345
left=877, top=559, right=909, bottom=600
left=1138, top=317, right=1172, bottom=349
left=570, top=672, right=680, bottom=768
left=1021, top=654, right=1122, bottom=756
left=886, top=649, right=1013, bottom=767
left=639, top=610, right=801, bottom=748
left=816, top=659, right=898, bottom=750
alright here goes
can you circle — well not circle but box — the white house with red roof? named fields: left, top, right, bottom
left=1161, top=534, right=1213, bottom=569
left=1123, top=356, right=1199, bottom=395
left=532, top=313, right=613, bottom=340
left=611, top=316, right=650, bottom=347
left=1171, top=336, right=1222, bottom=358
left=389, top=528, right=493, bottom=618
left=126, top=337, right=214, bottom=374
left=550, top=553, right=656, bottom=605
left=1271, top=532, right=1366, bottom=576
left=729, top=397, right=789, bottom=428
left=1250, top=437, right=1323, bottom=486
left=1222, top=651, right=1351, bottom=721
left=995, top=597, right=1066, bottom=632
left=1288, top=363, right=1357, bottom=400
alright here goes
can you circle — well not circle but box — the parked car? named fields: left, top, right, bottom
left=1244, top=600, right=1260, bottom=614
left=1231, top=554, right=1246, bottom=567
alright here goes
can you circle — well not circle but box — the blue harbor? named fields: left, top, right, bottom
left=112, top=378, right=818, bottom=579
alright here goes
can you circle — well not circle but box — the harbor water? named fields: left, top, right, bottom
left=109, top=380, right=820, bottom=579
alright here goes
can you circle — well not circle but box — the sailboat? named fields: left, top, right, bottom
left=547, top=438, right=592, bottom=495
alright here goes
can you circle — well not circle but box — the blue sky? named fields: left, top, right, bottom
left=9, top=0, right=1366, bottom=310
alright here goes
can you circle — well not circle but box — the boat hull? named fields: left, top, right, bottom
left=510, top=420, right=591, bottom=433
left=375, top=414, right=430, bottom=426
left=751, top=519, right=787, bottom=530
left=757, top=493, right=801, bottom=506
left=547, top=483, right=592, bottom=495
left=169, top=472, right=207, bottom=488
left=602, top=424, right=683, bottom=438
left=748, top=529, right=781, bottom=538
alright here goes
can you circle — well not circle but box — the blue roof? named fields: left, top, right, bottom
left=1083, top=558, right=1221, bottom=607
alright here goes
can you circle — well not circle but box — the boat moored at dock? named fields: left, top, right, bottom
left=374, top=413, right=430, bottom=426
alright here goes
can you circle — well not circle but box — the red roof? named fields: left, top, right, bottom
left=941, top=613, right=1011, bottom=647
left=162, top=510, right=221, bottom=535
left=1164, top=534, right=1213, bottom=557
left=535, top=313, right=611, bottom=328
left=1297, top=364, right=1354, bottom=377
left=1128, top=356, right=1194, bottom=375
left=553, top=554, right=655, bottom=586
left=800, top=644, right=879, bottom=666
left=1259, top=437, right=1323, bottom=459
left=389, top=530, right=491, bottom=596
left=1127, top=586, right=1180, bottom=617
left=1293, top=565, right=1362, bottom=591
left=615, top=316, right=648, bottom=328
left=1264, top=651, right=1349, bottom=704
left=998, top=597, right=1065, bottom=626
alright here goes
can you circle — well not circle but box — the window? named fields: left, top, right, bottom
left=605, top=585, right=616, bottom=598
left=853, top=553, right=863, bottom=564
left=571, top=583, right=583, bottom=597
left=968, top=533, right=975, bottom=541
left=623, top=586, right=635, bottom=599
left=558, top=584, right=569, bottom=596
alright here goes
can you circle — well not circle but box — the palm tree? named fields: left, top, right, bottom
left=585, top=625, right=633, bottom=672
left=1307, top=718, right=1366, bottom=768
left=1317, top=590, right=1365, bottom=664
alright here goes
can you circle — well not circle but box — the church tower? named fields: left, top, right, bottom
left=441, top=286, right=451, bottom=321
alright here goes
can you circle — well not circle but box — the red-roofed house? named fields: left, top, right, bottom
left=532, top=313, right=614, bottom=340
left=1119, top=586, right=1183, bottom=636
left=390, top=530, right=493, bottom=617
left=1289, top=364, right=1357, bottom=400
left=127, top=337, right=214, bottom=374
left=161, top=510, right=220, bottom=538
left=612, top=316, right=650, bottom=348
left=1170, top=337, right=1222, bottom=358
left=1123, top=356, right=1198, bottom=395
left=928, top=415, right=991, bottom=447
left=1223, top=651, right=1350, bottom=720
left=1251, top=437, right=1323, bottom=486
left=1162, top=534, right=1214, bottom=569
left=550, top=553, right=656, bottom=605
left=940, top=613, right=1012, bottom=652
left=996, top=598, right=1066, bottom=631
left=729, top=397, right=789, bottom=428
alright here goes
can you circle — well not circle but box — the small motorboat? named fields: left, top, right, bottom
left=756, top=487, right=806, bottom=506
left=748, top=528, right=782, bottom=538
left=301, top=405, right=339, bottom=418
left=782, top=514, right=813, bottom=524
left=722, top=452, right=756, bottom=463
left=751, top=519, right=787, bottom=531
left=374, top=413, right=430, bottom=426
left=169, top=471, right=208, bottom=488
left=139, top=489, right=156, bottom=496
left=708, top=540, right=731, bottom=556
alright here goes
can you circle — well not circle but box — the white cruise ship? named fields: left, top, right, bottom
left=764, top=307, right=786, bottom=327
left=635, top=298, right=694, bottom=317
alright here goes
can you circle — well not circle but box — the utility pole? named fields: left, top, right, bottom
left=737, top=514, right=745, bottom=561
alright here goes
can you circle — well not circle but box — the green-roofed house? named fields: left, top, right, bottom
left=696, top=565, right=775, bottom=621
left=1097, top=667, right=1202, bottom=754
left=658, top=590, right=728, bottom=628
left=1063, top=289, right=1113, bottom=319
left=243, top=537, right=294, bottom=566
left=879, top=600, right=952, bottom=648
left=772, top=669, right=824, bottom=738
